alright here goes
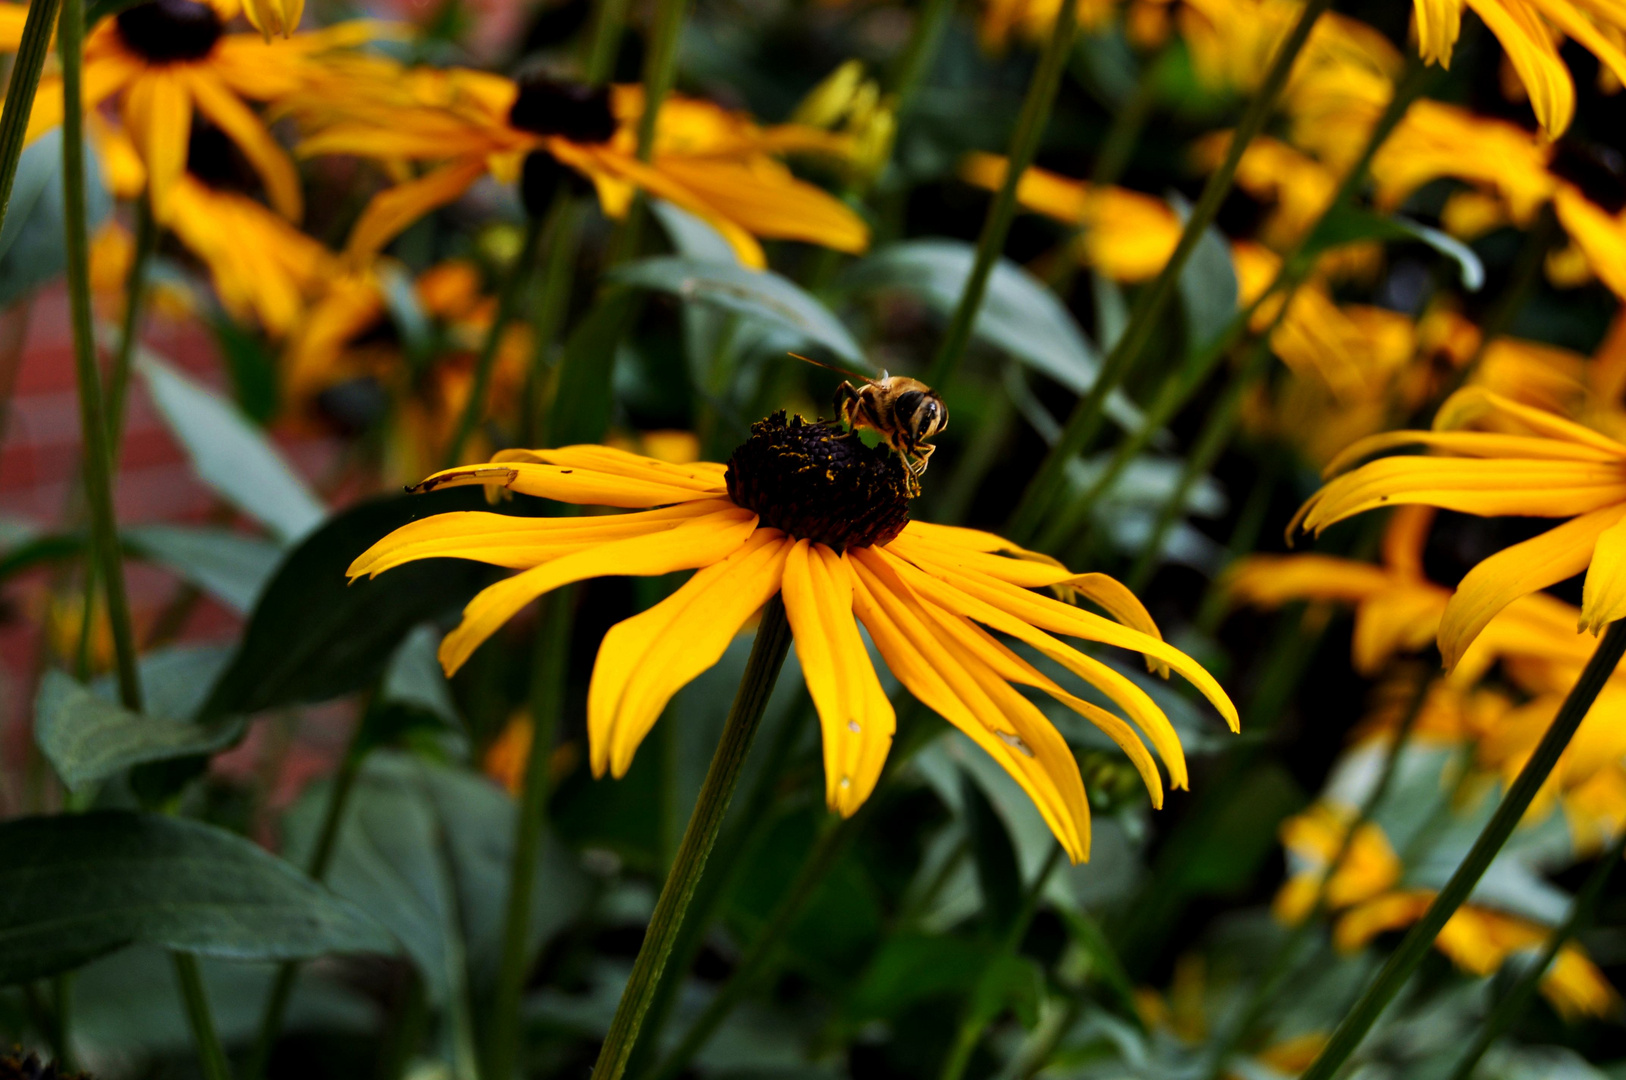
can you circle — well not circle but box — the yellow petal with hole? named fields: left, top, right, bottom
left=588, top=530, right=789, bottom=778
left=347, top=501, right=736, bottom=579
left=1439, top=504, right=1626, bottom=668
left=184, top=67, right=303, bottom=222
left=411, top=461, right=729, bottom=507
left=123, top=70, right=192, bottom=226
left=440, top=508, right=759, bottom=676
left=849, top=551, right=1089, bottom=862
left=344, top=158, right=487, bottom=261
left=1580, top=512, right=1626, bottom=633
left=782, top=541, right=894, bottom=816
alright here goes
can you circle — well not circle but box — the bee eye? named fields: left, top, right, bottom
left=895, top=390, right=924, bottom=418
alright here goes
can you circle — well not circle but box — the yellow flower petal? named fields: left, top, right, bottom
left=1415, top=0, right=1467, bottom=64
left=1433, top=387, right=1626, bottom=455
left=122, top=70, right=192, bottom=225
left=183, top=66, right=303, bottom=222
left=1439, top=504, right=1626, bottom=668
left=587, top=529, right=790, bottom=778
left=1580, top=511, right=1626, bottom=633
left=440, top=508, right=761, bottom=676
left=410, top=460, right=728, bottom=507
left=346, top=500, right=738, bottom=579
left=781, top=540, right=895, bottom=816
left=1466, top=0, right=1576, bottom=133
left=1352, top=588, right=1449, bottom=674
left=343, top=158, right=487, bottom=261
left=848, top=551, right=1089, bottom=862
left=495, top=445, right=730, bottom=493
left=241, top=0, right=304, bottom=38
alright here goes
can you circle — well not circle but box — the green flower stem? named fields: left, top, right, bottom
left=0, top=0, right=62, bottom=234
left=648, top=809, right=863, bottom=1080
left=1298, top=619, right=1626, bottom=1080
left=938, top=843, right=1066, bottom=1080
left=583, top=0, right=634, bottom=84
left=888, top=0, right=959, bottom=124
left=1003, top=0, right=1334, bottom=543
left=173, top=954, right=233, bottom=1080
left=1197, top=670, right=1431, bottom=1080
left=602, top=0, right=690, bottom=266
left=62, top=0, right=141, bottom=719
left=1035, top=56, right=1434, bottom=556
left=105, top=197, right=158, bottom=454
left=588, top=595, right=794, bottom=1080
left=486, top=588, right=573, bottom=1080
left=925, top=0, right=1081, bottom=389
left=622, top=698, right=815, bottom=1080
left=1445, top=823, right=1626, bottom=1080
left=1192, top=454, right=1279, bottom=636
left=443, top=212, right=547, bottom=468
left=244, top=723, right=370, bottom=1080
left=523, top=196, right=582, bottom=449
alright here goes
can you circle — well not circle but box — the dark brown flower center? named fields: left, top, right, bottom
left=726, top=412, right=913, bottom=550
left=116, top=0, right=224, bottom=63
left=519, top=151, right=592, bottom=216
left=507, top=76, right=618, bottom=144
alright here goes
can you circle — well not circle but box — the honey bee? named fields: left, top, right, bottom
left=789, top=353, right=948, bottom=481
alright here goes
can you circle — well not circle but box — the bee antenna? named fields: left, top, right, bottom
left=787, top=351, right=872, bottom=383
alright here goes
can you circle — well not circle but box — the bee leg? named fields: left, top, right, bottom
left=832, top=382, right=860, bottom=429
left=912, top=443, right=935, bottom=475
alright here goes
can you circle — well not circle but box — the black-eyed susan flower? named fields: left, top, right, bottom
left=347, top=414, right=1238, bottom=861
left=1293, top=387, right=1626, bottom=667
left=0, top=0, right=390, bottom=225
left=287, top=64, right=868, bottom=267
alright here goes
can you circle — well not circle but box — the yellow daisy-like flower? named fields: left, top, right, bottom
left=0, top=0, right=389, bottom=225
left=1411, top=0, right=1626, bottom=135
left=1293, top=387, right=1626, bottom=666
left=288, top=64, right=867, bottom=268
left=347, top=415, right=1238, bottom=862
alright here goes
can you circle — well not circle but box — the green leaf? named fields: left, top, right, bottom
left=136, top=350, right=326, bottom=544
left=0, top=130, right=110, bottom=306
left=961, top=768, right=1023, bottom=933
left=0, top=811, right=393, bottom=984
left=611, top=256, right=866, bottom=367
left=124, top=524, right=281, bottom=614
left=380, top=624, right=460, bottom=728
left=968, top=953, right=1045, bottom=1030
left=651, top=199, right=741, bottom=265
left=198, top=491, right=497, bottom=719
left=549, top=288, right=638, bottom=447
left=36, top=669, right=242, bottom=792
left=207, top=315, right=280, bottom=425
left=0, top=531, right=83, bottom=583
left=837, top=240, right=1143, bottom=430
left=846, top=932, right=996, bottom=1021
left=1305, top=205, right=1484, bottom=290
left=1169, top=194, right=1240, bottom=353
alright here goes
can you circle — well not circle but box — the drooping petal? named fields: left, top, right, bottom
left=1466, top=0, right=1575, bottom=133
left=1351, top=588, right=1450, bottom=674
left=346, top=500, right=739, bottom=579
left=241, top=0, right=304, bottom=38
left=1293, top=458, right=1626, bottom=537
left=1320, top=430, right=1623, bottom=477
left=1415, top=0, right=1467, bottom=64
left=1439, top=504, right=1626, bottom=668
left=899, top=552, right=1239, bottom=732
left=122, top=70, right=192, bottom=225
left=494, top=445, right=729, bottom=493
left=409, top=460, right=729, bottom=507
left=781, top=540, right=894, bottom=816
left=439, top=509, right=761, bottom=676
left=1225, top=554, right=1396, bottom=607
left=848, top=551, right=1090, bottom=862
left=588, top=530, right=790, bottom=778
left=1432, top=387, right=1626, bottom=453
left=342, top=158, right=487, bottom=260
left=876, top=545, right=1189, bottom=789
left=183, top=67, right=303, bottom=221
left=1580, top=511, right=1626, bottom=633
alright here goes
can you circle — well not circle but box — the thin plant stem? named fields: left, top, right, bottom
left=1445, top=823, right=1626, bottom=1080
left=0, top=0, right=62, bottom=234
left=583, top=0, right=634, bottom=84
left=245, top=723, right=371, bottom=1080
left=486, top=588, right=573, bottom=1080
left=587, top=596, right=795, bottom=1080
left=444, top=213, right=546, bottom=468
left=938, top=844, right=1066, bottom=1080
left=1197, top=670, right=1432, bottom=1080
left=1004, top=0, right=1335, bottom=543
left=603, top=0, right=690, bottom=265
left=1193, top=454, right=1279, bottom=636
left=61, top=0, right=142, bottom=713
left=523, top=196, right=581, bottom=448
left=925, top=0, right=1081, bottom=389
left=173, top=953, right=233, bottom=1080
left=1298, top=619, right=1626, bottom=1080
left=888, top=0, right=957, bottom=119
left=106, top=197, right=157, bottom=454
left=1034, top=56, right=1434, bottom=555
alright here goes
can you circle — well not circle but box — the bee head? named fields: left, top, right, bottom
left=897, top=390, right=947, bottom=439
